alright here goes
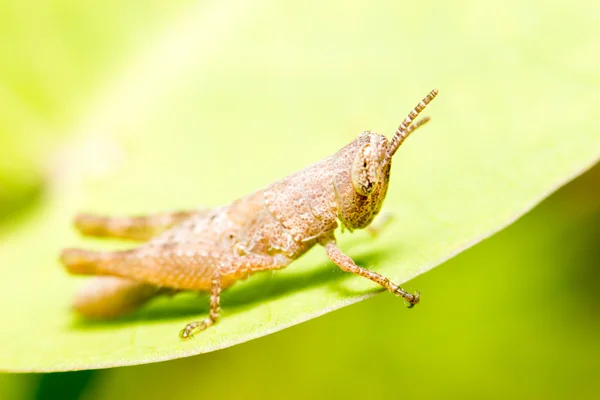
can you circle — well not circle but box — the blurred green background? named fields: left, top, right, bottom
left=1, top=0, right=599, bottom=398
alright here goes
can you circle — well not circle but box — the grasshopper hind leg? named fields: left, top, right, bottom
left=73, top=210, right=204, bottom=241
left=73, top=277, right=177, bottom=319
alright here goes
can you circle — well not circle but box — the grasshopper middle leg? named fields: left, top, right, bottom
left=179, top=269, right=222, bottom=339
left=179, top=254, right=291, bottom=339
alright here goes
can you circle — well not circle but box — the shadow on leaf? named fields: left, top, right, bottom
left=70, top=247, right=393, bottom=331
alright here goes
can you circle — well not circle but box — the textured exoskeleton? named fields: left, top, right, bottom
left=61, top=89, right=438, bottom=338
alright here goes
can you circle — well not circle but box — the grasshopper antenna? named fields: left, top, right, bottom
left=385, top=89, right=438, bottom=164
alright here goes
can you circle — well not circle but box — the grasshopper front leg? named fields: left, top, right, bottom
left=319, top=235, right=420, bottom=307
left=365, top=212, right=394, bottom=237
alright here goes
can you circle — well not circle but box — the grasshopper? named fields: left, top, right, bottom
left=60, top=89, right=438, bottom=339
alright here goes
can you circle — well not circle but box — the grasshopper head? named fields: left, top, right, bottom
left=334, top=132, right=392, bottom=230
left=350, top=132, right=388, bottom=197
left=334, top=89, right=438, bottom=231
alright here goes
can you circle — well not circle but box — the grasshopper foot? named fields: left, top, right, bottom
left=179, top=318, right=214, bottom=340
left=403, top=290, right=420, bottom=308
left=394, top=287, right=420, bottom=308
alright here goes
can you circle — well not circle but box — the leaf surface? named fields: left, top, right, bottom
left=0, top=0, right=599, bottom=371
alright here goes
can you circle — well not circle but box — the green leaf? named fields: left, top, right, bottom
left=66, top=167, right=600, bottom=399
left=0, top=0, right=599, bottom=372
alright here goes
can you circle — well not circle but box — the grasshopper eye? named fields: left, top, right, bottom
left=351, top=143, right=379, bottom=196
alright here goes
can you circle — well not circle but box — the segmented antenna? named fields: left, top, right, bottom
left=404, top=115, right=431, bottom=136
left=385, top=89, right=438, bottom=163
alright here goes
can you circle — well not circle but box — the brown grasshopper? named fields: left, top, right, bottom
left=60, top=89, right=438, bottom=339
